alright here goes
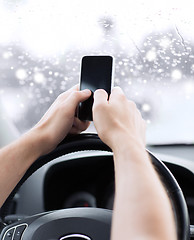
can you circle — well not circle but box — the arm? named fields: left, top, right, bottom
left=93, top=87, right=176, bottom=240
left=0, top=85, right=91, bottom=207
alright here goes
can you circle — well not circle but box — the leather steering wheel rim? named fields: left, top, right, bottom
left=0, top=133, right=190, bottom=240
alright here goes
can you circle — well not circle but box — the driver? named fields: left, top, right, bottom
left=0, top=85, right=176, bottom=240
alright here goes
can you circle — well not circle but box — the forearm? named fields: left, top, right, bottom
left=0, top=128, right=44, bottom=207
left=111, top=141, right=177, bottom=240
left=0, top=87, right=91, bottom=208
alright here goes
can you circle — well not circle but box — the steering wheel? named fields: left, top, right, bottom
left=0, top=134, right=190, bottom=240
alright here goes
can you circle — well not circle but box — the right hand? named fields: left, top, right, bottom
left=32, top=85, right=91, bottom=155
left=93, top=87, right=146, bottom=152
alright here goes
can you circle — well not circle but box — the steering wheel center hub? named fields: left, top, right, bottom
left=60, top=233, right=91, bottom=240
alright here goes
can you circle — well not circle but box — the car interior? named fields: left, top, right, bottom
left=0, top=0, right=194, bottom=239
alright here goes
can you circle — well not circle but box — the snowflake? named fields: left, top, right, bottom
left=121, top=71, right=125, bottom=76
left=171, top=69, right=182, bottom=81
left=146, top=49, right=157, bottom=62
left=159, top=38, right=171, bottom=49
left=15, top=69, right=28, bottom=81
left=2, top=51, right=13, bottom=59
left=146, top=120, right=151, bottom=124
left=142, top=103, right=151, bottom=112
left=159, top=69, right=164, bottom=74
left=143, top=80, right=147, bottom=84
left=34, top=72, right=46, bottom=84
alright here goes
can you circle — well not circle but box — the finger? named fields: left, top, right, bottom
left=128, top=100, right=137, bottom=110
left=74, top=84, right=79, bottom=91
left=67, top=89, right=91, bottom=107
left=109, top=86, right=125, bottom=102
left=112, top=86, right=124, bottom=93
left=93, top=89, right=108, bottom=107
left=73, top=117, right=91, bottom=131
left=38, top=85, right=81, bottom=123
left=57, top=85, right=79, bottom=102
left=69, top=118, right=91, bottom=134
left=67, top=84, right=79, bottom=92
left=69, top=127, right=81, bottom=135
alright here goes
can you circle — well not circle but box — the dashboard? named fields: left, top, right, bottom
left=8, top=146, right=194, bottom=238
left=44, top=156, right=115, bottom=211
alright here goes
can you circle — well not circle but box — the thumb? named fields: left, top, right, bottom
left=93, top=89, right=108, bottom=108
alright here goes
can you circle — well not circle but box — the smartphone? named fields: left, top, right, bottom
left=78, top=55, right=114, bottom=121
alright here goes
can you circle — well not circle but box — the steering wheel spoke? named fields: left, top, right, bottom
left=1, top=208, right=112, bottom=240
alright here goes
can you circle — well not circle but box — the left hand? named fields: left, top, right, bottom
left=32, top=85, right=91, bottom=155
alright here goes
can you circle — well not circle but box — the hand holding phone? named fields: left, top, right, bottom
left=78, top=56, right=114, bottom=121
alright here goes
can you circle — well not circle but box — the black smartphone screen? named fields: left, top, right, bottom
left=78, top=56, right=113, bottom=121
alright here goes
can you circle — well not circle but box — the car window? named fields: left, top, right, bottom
left=0, top=0, right=194, bottom=146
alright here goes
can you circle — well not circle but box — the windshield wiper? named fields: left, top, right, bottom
left=147, top=143, right=194, bottom=147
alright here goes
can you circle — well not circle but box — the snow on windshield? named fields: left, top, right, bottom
left=0, top=0, right=194, bottom=145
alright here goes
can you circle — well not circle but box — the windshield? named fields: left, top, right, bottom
left=0, top=0, right=194, bottom=146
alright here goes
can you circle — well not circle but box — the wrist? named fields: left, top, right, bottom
left=29, top=122, right=61, bottom=157
left=23, top=127, right=48, bottom=160
left=112, top=136, right=150, bottom=176
left=111, top=133, right=145, bottom=156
